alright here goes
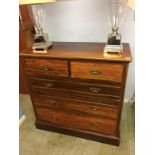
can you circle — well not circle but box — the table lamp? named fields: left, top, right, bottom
left=19, top=0, right=56, bottom=53
left=104, top=0, right=128, bottom=56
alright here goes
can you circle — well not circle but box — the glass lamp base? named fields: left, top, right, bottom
left=34, top=33, right=49, bottom=43
left=107, top=31, right=121, bottom=45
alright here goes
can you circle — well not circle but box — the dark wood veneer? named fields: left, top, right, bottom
left=20, top=42, right=132, bottom=63
left=71, top=61, right=123, bottom=82
left=36, top=107, right=117, bottom=136
left=32, top=94, right=119, bottom=120
left=31, top=87, right=120, bottom=103
left=30, top=78, right=121, bottom=96
left=20, top=42, right=132, bottom=145
left=35, top=121, right=120, bottom=146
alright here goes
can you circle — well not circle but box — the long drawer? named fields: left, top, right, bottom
left=32, top=95, right=119, bottom=120
left=24, top=59, right=69, bottom=78
left=30, top=78, right=121, bottom=97
left=71, top=61, right=123, bottom=82
left=35, top=107, right=117, bottom=136
left=31, top=87, right=121, bottom=105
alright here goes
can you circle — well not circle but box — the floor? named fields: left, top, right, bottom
left=19, top=94, right=135, bottom=155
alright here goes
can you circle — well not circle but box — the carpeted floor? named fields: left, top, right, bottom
left=19, top=94, right=135, bottom=155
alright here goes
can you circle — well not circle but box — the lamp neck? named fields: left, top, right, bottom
left=37, top=27, right=43, bottom=35
left=112, top=26, right=119, bottom=35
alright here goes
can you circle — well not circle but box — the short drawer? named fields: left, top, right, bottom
left=35, top=107, right=117, bottom=136
left=24, top=59, right=68, bottom=77
left=30, top=78, right=121, bottom=96
left=32, top=95, right=119, bottom=120
left=71, top=61, right=123, bottom=82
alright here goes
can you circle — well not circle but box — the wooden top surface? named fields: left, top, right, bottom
left=20, top=42, right=132, bottom=62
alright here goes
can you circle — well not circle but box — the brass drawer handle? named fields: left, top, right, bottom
left=33, top=65, right=52, bottom=71
left=89, top=69, right=101, bottom=75
left=48, top=99, right=56, bottom=105
left=51, top=116, right=57, bottom=121
left=91, top=123, right=98, bottom=128
left=41, top=65, right=52, bottom=71
left=90, top=106, right=97, bottom=111
left=44, top=82, right=54, bottom=88
left=89, top=87, right=101, bottom=93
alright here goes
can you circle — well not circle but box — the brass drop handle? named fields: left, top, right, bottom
left=89, top=69, right=101, bottom=75
left=41, top=65, right=51, bottom=71
left=44, top=82, right=54, bottom=88
left=48, top=99, right=56, bottom=105
left=42, top=65, right=52, bottom=71
left=90, top=106, right=97, bottom=111
left=89, top=87, right=101, bottom=93
left=91, top=123, right=98, bottom=128
left=33, top=65, right=51, bottom=71
left=51, top=116, right=57, bottom=121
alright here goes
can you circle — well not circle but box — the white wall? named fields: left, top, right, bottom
left=43, top=0, right=135, bottom=99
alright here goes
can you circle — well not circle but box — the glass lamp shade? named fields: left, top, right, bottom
left=31, top=4, right=46, bottom=36
left=107, top=0, right=128, bottom=29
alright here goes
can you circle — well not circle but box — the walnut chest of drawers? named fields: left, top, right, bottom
left=20, top=42, right=132, bottom=145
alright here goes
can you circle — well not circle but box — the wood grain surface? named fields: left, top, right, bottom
left=20, top=42, right=132, bottom=145
left=71, top=61, right=123, bottom=82
left=32, top=94, right=119, bottom=120
left=20, top=42, right=132, bottom=62
left=35, top=107, right=117, bottom=136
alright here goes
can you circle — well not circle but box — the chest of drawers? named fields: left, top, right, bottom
left=20, top=42, right=132, bottom=145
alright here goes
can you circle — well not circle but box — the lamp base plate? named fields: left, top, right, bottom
left=103, top=44, right=123, bottom=57
left=32, top=41, right=53, bottom=53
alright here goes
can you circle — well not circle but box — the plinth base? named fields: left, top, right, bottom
left=35, top=120, right=120, bottom=146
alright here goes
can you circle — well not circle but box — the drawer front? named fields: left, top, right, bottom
left=35, top=107, right=117, bottom=136
left=71, top=61, right=123, bottom=82
left=31, top=88, right=120, bottom=105
left=32, top=95, right=119, bottom=120
left=31, top=87, right=120, bottom=105
left=30, top=78, right=121, bottom=96
left=24, top=59, right=68, bottom=77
